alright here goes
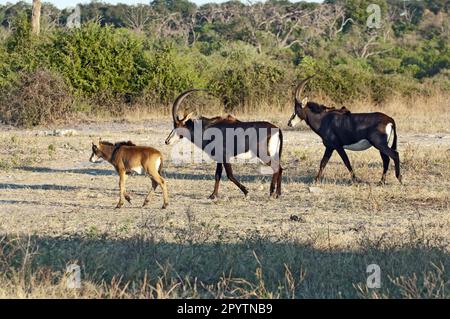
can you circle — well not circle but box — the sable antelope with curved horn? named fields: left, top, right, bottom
left=165, top=89, right=283, bottom=199
left=288, top=76, right=402, bottom=184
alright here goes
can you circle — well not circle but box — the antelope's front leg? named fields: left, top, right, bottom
left=315, top=147, right=334, bottom=183
left=335, top=147, right=360, bottom=183
left=116, top=170, right=127, bottom=209
left=209, top=163, right=223, bottom=199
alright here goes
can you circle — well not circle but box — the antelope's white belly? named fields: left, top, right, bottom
left=343, top=139, right=372, bottom=151
left=230, top=151, right=259, bottom=164
left=233, top=151, right=255, bottom=160
left=131, top=166, right=144, bottom=174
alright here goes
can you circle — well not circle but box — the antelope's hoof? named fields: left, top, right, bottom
left=115, top=203, right=123, bottom=209
left=351, top=177, right=362, bottom=184
left=209, top=194, right=217, bottom=200
left=162, top=203, right=168, bottom=209
left=142, top=200, right=149, bottom=207
left=398, top=175, right=403, bottom=185
left=125, top=195, right=132, bottom=204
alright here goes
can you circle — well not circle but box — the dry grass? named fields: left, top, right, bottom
left=346, top=93, right=450, bottom=134
left=0, top=103, right=449, bottom=298
left=78, top=92, right=450, bottom=135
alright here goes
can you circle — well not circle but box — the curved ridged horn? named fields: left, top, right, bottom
left=294, top=75, right=315, bottom=103
left=172, top=89, right=208, bottom=123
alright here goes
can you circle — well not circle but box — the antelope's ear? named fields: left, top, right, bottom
left=301, top=97, right=308, bottom=107
left=182, top=112, right=194, bottom=123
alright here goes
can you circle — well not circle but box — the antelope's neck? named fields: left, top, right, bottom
left=101, top=145, right=115, bottom=163
left=304, top=109, right=323, bottom=134
left=187, top=120, right=199, bottom=143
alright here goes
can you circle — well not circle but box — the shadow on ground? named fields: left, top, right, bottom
left=1, top=233, right=449, bottom=298
left=17, top=166, right=319, bottom=184
left=0, top=183, right=81, bottom=191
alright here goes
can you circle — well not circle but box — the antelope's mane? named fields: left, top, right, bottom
left=307, top=102, right=350, bottom=114
left=100, top=140, right=136, bottom=147
left=201, top=114, right=239, bottom=128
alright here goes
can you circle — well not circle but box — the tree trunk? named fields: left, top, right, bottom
left=31, top=0, right=41, bottom=35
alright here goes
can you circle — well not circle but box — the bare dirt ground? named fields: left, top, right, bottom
left=0, top=118, right=449, bottom=298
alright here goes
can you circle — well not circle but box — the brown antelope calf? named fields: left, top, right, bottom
left=89, top=139, right=169, bottom=209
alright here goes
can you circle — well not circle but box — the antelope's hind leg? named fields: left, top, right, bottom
left=372, top=141, right=402, bottom=184
left=379, top=152, right=390, bottom=185
left=276, top=165, right=283, bottom=197
left=270, top=172, right=276, bottom=198
left=147, top=162, right=169, bottom=209
left=143, top=178, right=158, bottom=207
left=268, top=162, right=282, bottom=198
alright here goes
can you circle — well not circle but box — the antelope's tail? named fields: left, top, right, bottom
left=392, top=122, right=397, bottom=151
left=278, top=129, right=283, bottom=162
left=158, top=155, right=163, bottom=176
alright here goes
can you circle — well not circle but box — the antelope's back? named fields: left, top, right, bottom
left=118, top=145, right=162, bottom=163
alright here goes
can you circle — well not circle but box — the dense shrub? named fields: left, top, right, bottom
left=0, top=69, right=74, bottom=127
left=143, top=45, right=207, bottom=105
left=48, top=22, right=149, bottom=96
left=296, top=56, right=372, bottom=104
left=208, top=44, right=286, bottom=111
left=0, top=1, right=448, bottom=125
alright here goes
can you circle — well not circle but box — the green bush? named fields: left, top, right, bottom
left=208, top=44, right=286, bottom=111
left=296, top=56, right=374, bottom=104
left=48, top=22, right=149, bottom=96
left=0, top=1, right=448, bottom=124
left=143, top=45, right=207, bottom=105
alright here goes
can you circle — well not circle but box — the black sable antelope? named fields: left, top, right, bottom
left=165, top=89, right=283, bottom=199
left=288, top=76, right=402, bottom=184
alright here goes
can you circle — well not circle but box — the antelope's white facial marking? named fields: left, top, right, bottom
left=268, top=131, right=281, bottom=157
left=386, top=123, right=394, bottom=147
left=288, top=113, right=301, bottom=127
left=89, top=153, right=102, bottom=163
left=343, top=139, right=372, bottom=151
left=165, top=129, right=178, bottom=145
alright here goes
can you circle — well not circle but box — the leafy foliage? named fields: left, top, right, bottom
left=48, top=22, right=148, bottom=96
left=0, top=0, right=449, bottom=125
